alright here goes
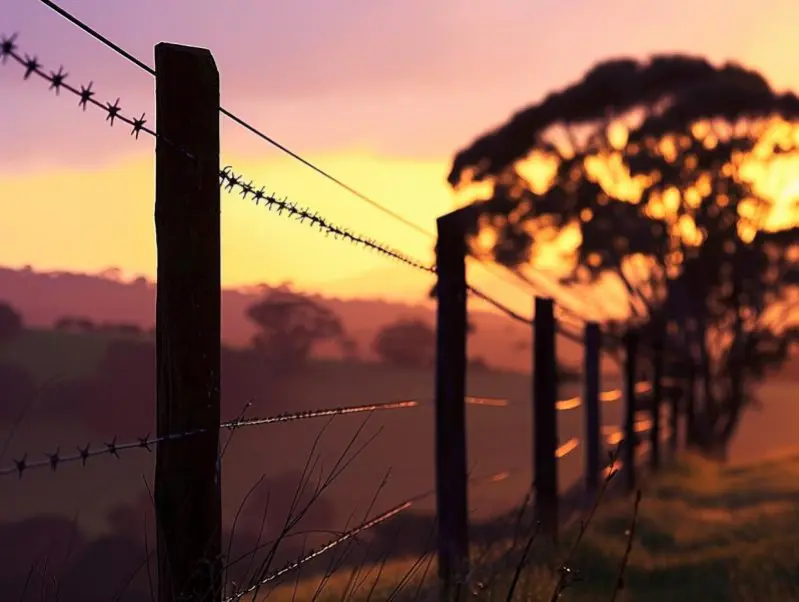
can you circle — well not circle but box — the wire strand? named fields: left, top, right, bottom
left=30, top=0, right=604, bottom=319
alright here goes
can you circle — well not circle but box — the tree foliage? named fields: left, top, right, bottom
left=448, top=55, right=799, bottom=455
left=246, top=288, right=345, bottom=368
left=372, top=319, right=436, bottom=369
left=0, top=301, right=23, bottom=343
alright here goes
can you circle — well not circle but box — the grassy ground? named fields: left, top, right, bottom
left=0, top=328, right=606, bottom=535
left=261, top=452, right=799, bottom=601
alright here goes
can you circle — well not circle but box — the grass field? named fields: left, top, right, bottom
left=0, top=328, right=621, bottom=536
left=262, top=452, right=799, bottom=601
left=2, top=329, right=798, bottom=601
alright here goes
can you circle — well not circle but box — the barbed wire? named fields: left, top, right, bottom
left=0, top=33, right=437, bottom=276
left=0, top=31, right=594, bottom=335
left=0, top=33, right=191, bottom=158
left=0, top=393, right=519, bottom=480
left=32, top=0, right=435, bottom=242
left=20, top=3, right=620, bottom=327
left=218, top=166, right=436, bottom=274
left=0, top=399, right=421, bottom=479
left=223, top=469, right=513, bottom=601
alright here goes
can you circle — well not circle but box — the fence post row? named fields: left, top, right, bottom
left=433, top=208, right=471, bottom=595
left=583, top=322, right=601, bottom=495
left=153, top=43, right=222, bottom=602
left=533, top=297, right=558, bottom=539
left=623, top=330, right=638, bottom=493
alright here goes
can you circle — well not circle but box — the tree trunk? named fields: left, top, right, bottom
left=688, top=392, right=744, bottom=463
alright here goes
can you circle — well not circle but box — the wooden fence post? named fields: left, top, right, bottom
left=650, top=333, right=663, bottom=470
left=533, top=297, right=558, bottom=538
left=434, top=208, right=470, bottom=595
left=623, top=330, right=638, bottom=493
left=583, top=322, right=601, bottom=495
left=154, top=43, right=222, bottom=602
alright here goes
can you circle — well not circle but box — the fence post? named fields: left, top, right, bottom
left=434, top=208, right=470, bottom=596
left=623, top=330, right=638, bottom=493
left=650, top=333, right=663, bottom=470
left=583, top=322, right=601, bottom=495
left=154, top=43, right=221, bottom=602
left=533, top=297, right=558, bottom=538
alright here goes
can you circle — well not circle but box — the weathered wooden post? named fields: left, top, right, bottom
left=623, top=330, right=638, bottom=493
left=583, top=322, right=601, bottom=495
left=154, top=43, right=222, bottom=602
left=533, top=297, right=558, bottom=538
left=650, top=332, right=663, bottom=469
left=434, top=208, right=470, bottom=598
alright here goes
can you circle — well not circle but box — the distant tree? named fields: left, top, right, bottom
left=54, top=316, right=95, bottom=332
left=447, top=55, right=799, bottom=459
left=246, top=289, right=345, bottom=367
left=115, top=322, right=143, bottom=336
left=339, top=336, right=360, bottom=361
left=372, top=319, right=436, bottom=369
left=0, top=302, right=23, bottom=343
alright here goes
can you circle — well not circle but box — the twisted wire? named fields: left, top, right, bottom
left=218, top=167, right=436, bottom=274
left=0, top=33, right=168, bottom=145
left=0, top=399, right=420, bottom=479
left=21, top=3, right=611, bottom=326
left=0, top=33, right=438, bottom=278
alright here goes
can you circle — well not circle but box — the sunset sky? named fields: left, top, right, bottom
left=2, top=0, right=799, bottom=312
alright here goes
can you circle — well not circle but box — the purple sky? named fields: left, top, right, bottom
left=2, top=0, right=797, bottom=298
left=3, top=0, right=783, bottom=169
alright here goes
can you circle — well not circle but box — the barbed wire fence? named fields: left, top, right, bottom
left=0, top=14, right=695, bottom=602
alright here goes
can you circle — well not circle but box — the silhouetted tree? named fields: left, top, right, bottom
left=372, top=319, right=435, bottom=369
left=339, top=336, right=360, bottom=361
left=54, top=316, right=95, bottom=332
left=0, top=301, right=23, bottom=342
left=448, top=55, right=799, bottom=458
left=246, top=289, right=345, bottom=368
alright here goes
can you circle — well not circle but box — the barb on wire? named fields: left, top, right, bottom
left=0, top=399, right=420, bottom=479
left=0, top=33, right=192, bottom=158
left=219, top=166, right=435, bottom=274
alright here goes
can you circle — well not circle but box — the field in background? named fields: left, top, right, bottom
left=0, top=328, right=620, bottom=542
left=1, top=328, right=797, bottom=597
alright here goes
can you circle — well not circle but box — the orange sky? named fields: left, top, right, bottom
left=2, top=0, right=799, bottom=311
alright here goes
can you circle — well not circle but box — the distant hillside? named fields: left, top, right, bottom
left=0, top=265, right=600, bottom=374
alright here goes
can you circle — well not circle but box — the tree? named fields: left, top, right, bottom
left=339, top=336, right=360, bottom=361
left=372, top=319, right=436, bottom=369
left=447, top=55, right=799, bottom=459
left=0, top=302, right=23, bottom=343
left=246, top=288, right=345, bottom=368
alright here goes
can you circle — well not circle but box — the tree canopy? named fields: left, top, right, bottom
left=246, top=288, right=345, bottom=368
left=447, top=55, right=799, bottom=455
